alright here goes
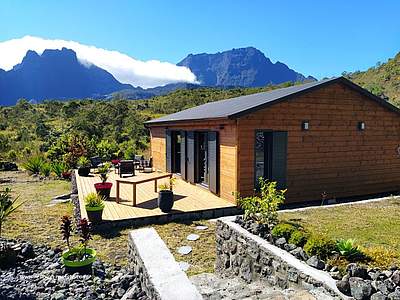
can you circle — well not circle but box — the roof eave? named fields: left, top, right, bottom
left=145, top=116, right=230, bottom=127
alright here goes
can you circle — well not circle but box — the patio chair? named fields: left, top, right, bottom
left=90, top=156, right=103, bottom=168
left=119, top=160, right=135, bottom=177
left=134, top=155, right=144, bottom=170
left=139, top=157, right=153, bottom=173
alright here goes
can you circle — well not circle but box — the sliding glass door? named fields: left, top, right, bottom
left=255, top=130, right=288, bottom=190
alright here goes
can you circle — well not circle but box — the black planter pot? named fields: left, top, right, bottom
left=158, top=190, right=174, bottom=213
left=85, top=206, right=104, bottom=224
left=78, top=167, right=90, bottom=177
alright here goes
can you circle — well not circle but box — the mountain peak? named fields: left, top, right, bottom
left=1, top=48, right=131, bottom=105
left=177, top=47, right=313, bottom=87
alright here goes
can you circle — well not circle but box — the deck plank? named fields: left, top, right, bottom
left=76, top=169, right=236, bottom=222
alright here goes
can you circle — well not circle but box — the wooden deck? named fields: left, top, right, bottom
left=76, top=169, right=237, bottom=224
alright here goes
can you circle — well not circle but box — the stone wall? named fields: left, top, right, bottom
left=215, top=217, right=350, bottom=300
left=128, top=227, right=203, bottom=300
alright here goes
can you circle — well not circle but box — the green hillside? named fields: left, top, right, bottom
left=346, top=52, right=400, bottom=107
left=0, top=82, right=298, bottom=165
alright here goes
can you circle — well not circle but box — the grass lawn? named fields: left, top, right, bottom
left=1, top=171, right=216, bottom=276
left=280, top=197, right=400, bottom=268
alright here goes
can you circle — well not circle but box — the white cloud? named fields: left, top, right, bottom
left=0, top=36, right=197, bottom=88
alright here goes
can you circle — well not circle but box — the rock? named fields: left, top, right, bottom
left=178, top=261, right=190, bottom=272
left=349, top=277, right=373, bottom=300
left=347, top=263, right=369, bottom=279
left=336, top=279, right=351, bottom=295
left=330, top=266, right=339, bottom=272
left=391, top=271, right=400, bottom=286
left=330, top=271, right=341, bottom=280
left=275, top=237, right=286, bottom=248
left=290, top=247, right=309, bottom=261
left=306, top=256, right=325, bottom=270
left=186, top=234, right=200, bottom=241
left=372, top=279, right=391, bottom=295
left=0, top=161, right=18, bottom=171
left=177, top=246, right=192, bottom=255
left=195, top=225, right=208, bottom=230
left=0, top=237, right=145, bottom=300
left=117, top=288, right=126, bottom=297
left=283, top=243, right=297, bottom=252
left=52, top=292, right=65, bottom=300
left=21, top=243, right=35, bottom=258
left=388, top=290, right=400, bottom=300
left=371, top=291, right=388, bottom=300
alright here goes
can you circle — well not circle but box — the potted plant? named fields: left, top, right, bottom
left=157, top=177, right=176, bottom=213
left=77, top=156, right=91, bottom=177
left=85, top=192, right=105, bottom=224
left=94, top=162, right=112, bottom=199
left=60, top=216, right=96, bottom=274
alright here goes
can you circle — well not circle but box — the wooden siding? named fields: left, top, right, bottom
left=237, top=82, right=400, bottom=203
left=149, top=120, right=238, bottom=203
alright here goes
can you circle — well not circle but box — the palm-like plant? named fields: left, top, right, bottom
left=336, top=239, right=363, bottom=259
left=22, top=156, right=45, bottom=174
left=0, top=188, right=24, bottom=236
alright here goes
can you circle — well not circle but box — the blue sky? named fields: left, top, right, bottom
left=1, top=0, right=399, bottom=79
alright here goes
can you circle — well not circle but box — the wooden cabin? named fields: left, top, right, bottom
left=145, top=77, right=400, bottom=204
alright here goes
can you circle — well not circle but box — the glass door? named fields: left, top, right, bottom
left=197, top=132, right=209, bottom=186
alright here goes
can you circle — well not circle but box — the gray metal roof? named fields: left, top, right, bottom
left=146, top=77, right=400, bottom=124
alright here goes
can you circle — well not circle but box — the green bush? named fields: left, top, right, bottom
left=23, top=156, right=45, bottom=174
left=304, top=235, right=336, bottom=259
left=39, top=162, right=52, bottom=177
left=238, top=178, right=286, bottom=228
left=7, top=150, right=18, bottom=161
left=124, top=146, right=136, bottom=160
left=271, top=223, right=296, bottom=240
left=289, top=230, right=308, bottom=247
left=51, top=161, right=68, bottom=178
left=96, top=140, right=118, bottom=161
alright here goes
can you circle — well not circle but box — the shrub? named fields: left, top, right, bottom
left=77, top=156, right=91, bottom=168
left=84, top=192, right=105, bottom=208
left=96, top=140, right=118, bottom=161
left=362, top=246, right=398, bottom=269
left=336, top=239, right=363, bottom=260
left=304, top=235, right=336, bottom=259
left=271, top=223, right=296, bottom=240
left=289, top=230, right=309, bottom=247
left=22, top=156, right=45, bottom=174
left=39, top=162, right=52, bottom=177
left=0, top=188, right=24, bottom=237
left=238, top=178, right=286, bottom=228
left=7, top=150, right=17, bottom=161
left=51, top=161, right=68, bottom=178
left=124, top=146, right=136, bottom=160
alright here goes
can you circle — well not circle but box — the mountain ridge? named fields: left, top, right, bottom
left=0, top=48, right=131, bottom=105
left=0, top=46, right=317, bottom=105
left=177, top=47, right=315, bottom=87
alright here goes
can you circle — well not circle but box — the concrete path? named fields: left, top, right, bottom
left=190, top=273, right=336, bottom=300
